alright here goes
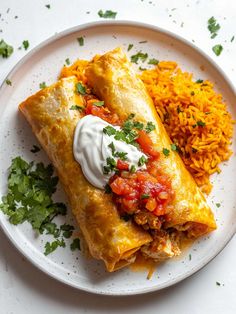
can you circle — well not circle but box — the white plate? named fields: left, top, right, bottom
left=0, top=21, right=235, bottom=296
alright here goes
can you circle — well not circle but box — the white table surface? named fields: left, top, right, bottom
left=0, top=0, right=235, bottom=313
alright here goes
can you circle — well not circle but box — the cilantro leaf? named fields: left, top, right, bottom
left=98, top=10, right=117, bottom=19
left=145, top=121, right=155, bottom=133
left=44, top=239, right=65, bottom=256
left=131, top=51, right=148, bottom=64
left=5, top=79, right=12, bottom=86
left=148, top=58, right=159, bottom=65
left=77, top=37, right=84, bottom=46
left=93, top=101, right=104, bottom=107
left=60, top=224, right=74, bottom=238
left=127, top=44, right=133, bottom=51
left=212, top=44, right=223, bottom=56
left=65, top=58, right=70, bottom=65
left=76, top=82, right=86, bottom=95
left=103, top=125, right=116, bottom=136
left=22, top=40, right=29, bottom=50
left=70, top=105, right=84, bottom=111
left=163, top=148, right=170, bottom=156
left=141, top=194, right=150, bottom=199
left=70, top=238, right=81, bottom=251
left=208, top=17, right=220, bottom=38
left=39, top=82, right=47, bottom=89
left=138, top=155, right=147, bottom=166
left=170, top=143, right=178, bottom=151
left=197, top=120, right=206, bottom=127
left=0, top=39, right=14, bottom=58
left=45, top=4, right=50, bottom=9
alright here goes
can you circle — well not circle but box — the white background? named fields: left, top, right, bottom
left=0, top=0, right=235, bottom=313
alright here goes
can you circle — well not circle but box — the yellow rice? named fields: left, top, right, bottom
left=60, top=59, right=234, bottom=194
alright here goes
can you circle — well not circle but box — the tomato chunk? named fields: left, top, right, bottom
left=136, top=130, right=160, bottom=157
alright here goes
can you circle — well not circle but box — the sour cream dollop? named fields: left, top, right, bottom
left=73, top=114, right=147, bottom=189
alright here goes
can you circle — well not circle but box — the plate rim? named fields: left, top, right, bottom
left=0, top=20, right=235, bottom=296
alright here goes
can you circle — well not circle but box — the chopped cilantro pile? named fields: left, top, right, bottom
left=0, top=39, right=14, bottom=58
left=0, top=157, right=80, bottom=255
left=131, top=51, right=148, bottom=64
left=212, top=44, right=223, bottom=56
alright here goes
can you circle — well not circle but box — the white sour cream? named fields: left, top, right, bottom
left=73, top=114, right=147, bottom=189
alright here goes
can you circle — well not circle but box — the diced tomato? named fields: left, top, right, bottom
left=136, top=130, right=160, bottom=158
left=153, top=205, right=166, bottom=216
left=116, top=159, right=129, bottom=171
left=146, top=198, right=157, bottom=211
left=110, top=177, right=132, bottom=195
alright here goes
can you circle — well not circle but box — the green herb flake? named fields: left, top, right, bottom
left=44, top=239, right=65, bottom=256
left=108, top=142, right=116, bottom=155
left=139, top=66, right=147, bottom=71
left=197, top=120, right=206, bottom=127
left=45, top=4, right=50, bottom=9
left=127, top=44, right=133, bottom=51
left=5, top=79, right=12, bottom=86
left=70, top=238, right=81, bottom=251
left=139, top=40, right=147, bottom=44
left=30, top=145, right=40, bottom=153
left=104, top=184, right=112, bottom=194
left=22, top=40, right=29, bottom=50
left=115, top=151, right=128, bottom=161
left=216, top=281, right=221, bottom=286
left=216, top=203, right=221, bottom=208
left=98, top=10, right=117, bottom=19
left=148, top=58, right=159, bottom=65
left=131, top=51, right=148, bottom=64
left=130, top=165, right=136, bottom=173
left=77, top=37, right=84, bottom=46
left=39, top=82, right=47, bottom=89
left=162, top=148, right=170, bottom=157
left=138, top=155, right=147, bottom=166
left=93, top=101, right=104, bottom=107
left=141, top=194, right=150, bottom=199
left=133, top=121, right=144, bottom=130
left=103, top=125, right=116, bottom=136
left=212, top=44, right=223, bottom=56
left=196, top=79, right=203, bottom=83
left=145, top=121, right=155, bottom=133
left=76, top=82, right=86, bottom=95
left=171, top=143, right=177, bottom=151
left=189, top=254, right=192, bottom=260
left=60, top=224, right=74, bottom=239
left=69, top=105, right=84, bottom=111
left=208, top=16, right=220, bottom=38
left=0, top=39, right=14, bottom=58
left=65, top=58, right=70, bottom=65
left=231, top=36, right=235, bottom=42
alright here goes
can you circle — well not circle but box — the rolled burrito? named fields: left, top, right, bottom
left=85, top=47, right=216, bottom=241
left=19, top=76, right=152, bottom=272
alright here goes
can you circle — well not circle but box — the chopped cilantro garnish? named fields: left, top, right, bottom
left=77, top=37, right=84, bottom=46
left=131, top=51, right=148, bottom=64
left=127, top=44, right=133, bottom=51
left=208, top=17, right=220, bottom=38
left=103, top=157, right=116, bottom=174
left=103, top=125, right=116, bottom=136
left=133, top=121, right=144, bottom=130
left=138, top=155, right=147, bottom=166
left=130, top=165, right=136, bottom=173
left=22, top=40, right=29, bottom=50
left=70, top=238, right=81, bottom=251
left=30, top=145, right=40, bottom=153
left=98, top=10, right=117, bottom=19
left=5, top=79, right=12, bottom=86
left=44, top=239, right=65, bottom=256
left=145, top=121, right=155, bottom=133
left=231, top=36, right=235, bottom=42
left=108, top=142, right=116, bottom=155
left=60, top=224, right=74, bottom=238
left=189, top=254, right=192, bottom=260
left=65, top=58, right=70, bottom=65
left=196, top=79, right=203, bottom=83
left=93, top=101, right=104, bottom=107
left=170, top=143, right=177, bottom=151
left=216, top=203, right=221, bottom=208
left=162, top=148, right=170, bottom=156
left=0, top=39, right=14, bottom=58
left=148, top=58, right=159, bottom=65
left=212, top=44, right=223, bottom=56
left=128, top=113, right=135, bottom=120
left=114, top=151, right=128, bottom=161
left=104, top=184, right=112, bottom=194
left=76, top=82, right=86, bottom=95
left=139, top=66, right=147, bottom=71
left=141, top=194, right=150, bottom=199
left=216, top=281, right=221, bottom=286
left=45, top=4, right=50, bottom=9
left=39, top=82, right=47, bottom=89
left=69, top=105, right=84, bottom=111
left=197, top=120, right=206, bottom=127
